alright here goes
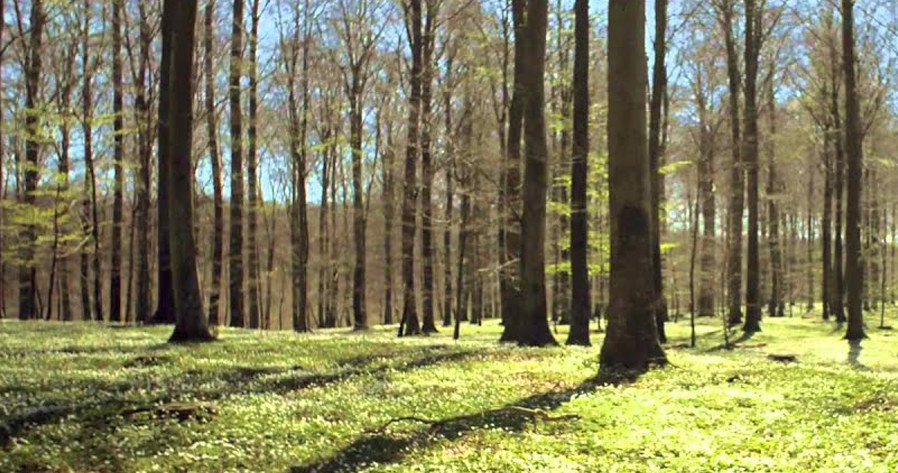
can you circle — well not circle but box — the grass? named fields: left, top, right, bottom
left=2, top=311, right=898, bottom=472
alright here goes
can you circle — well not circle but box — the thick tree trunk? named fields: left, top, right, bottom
left=518, top=0, right=556, bottom=347
left=289, top=2, right=311, bottom=333
left=228, top=0, right=245, bottom=328
left=830, top=30, right=846, bottom=323
left=499, top=0, right=526, bottom=343
left=742, top=0, right=761, bottom=333
left=719, top=0, right=744, bottom=326
left=109, top=0, right=124, bottom=324
left=420, top=3, right=438, bottom=334
left=204, top=0, right=224, bottom=326
left=600, top=0, right=666, bottom=370
left=566, top=0, right=591, bottom=346
left=135, top=2, right=152, bottom=323
left=0, top=0, right=4, bottom=319
left=247, top=0, right=262, bottom=329
left=648, top=0, right=668, bottom=342
left=18, top=0, right=44, bottom=320
left=400, top=0, right=423, bottom=336
left=153, top=0, right=175, bottom=325
left=166, top=0, right=214, bottom=343
left=842, top=0, right=865, bottom=340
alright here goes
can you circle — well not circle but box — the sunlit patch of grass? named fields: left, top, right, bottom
left=2, top=309, right=898, bottom=472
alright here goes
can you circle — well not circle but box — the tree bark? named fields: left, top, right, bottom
left=135, top=2, right=152, bottom=323
left=400, top=0, right=423, bottom=336
left=742, top=0, right=761, bottom=333
left=600, top=0, right=666, bottom=370
left=228, top=0, right=246, bottom=328
left=18, top=0, right=45, bottom=320
left=153, top=0, right=175, bottom=325
left=566, top=0, right=591, bottom=346
left=166, top=0, right=215, bottom=343
left=499, top=0, right=526, bottom=343
left=718, top=0, right=744, bottom=326
left=109, top=0, right=124, bottom=323
left=204, top=0, right=224, bottom=326
left=420, top=0, right=439, bottom=334
left=517, top=0, right=556, bottom=347
left=648, top=0, right=668, bottom=342
left=842, top=0, right=865, bottom=339
left=247, top=0, right=262, bottom=329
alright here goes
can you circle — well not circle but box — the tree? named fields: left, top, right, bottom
left=204, top=0, right=224, bottom=326
left=18, top=0, right=45, bottom=320
left=247, top=0, right=262, bottom=329
left=600, top=0, right=666, bottom=370
left=499, top=0, right=526, bottom=343
left=517, top=0, right=556, bottom=346
left=743, top=0, right=762, bottom=334
left=229, top=0, right=246, bottom=328
left=842, top=0, right=865, bottom=341
left=648, top=0, right=668, bottom=343
left=153, top=0, right=176, bottom=325
left=716, top=0, right=744, bottom=326
left=566, top=0, right=591, bottom=347
left=420, top=0, right=440, bottom=334
left=134, top=1, right=152, bottom=323
left=400, top=0, right=424, bottom=336
left=165, top=0, right=215, bottom=342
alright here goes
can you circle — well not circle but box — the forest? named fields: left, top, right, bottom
left=2, top=0, right=898, bottom=471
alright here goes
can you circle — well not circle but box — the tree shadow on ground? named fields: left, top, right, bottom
left=290, top=370, right=644, bottom=473
left=704, top=330, right=757, bottom=352
left=848, top=339, right=868, bottom=370
left=0, top=348, right=486, bottom=448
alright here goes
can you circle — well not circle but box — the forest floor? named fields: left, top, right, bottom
left=2, top=312, right=898, bottom=472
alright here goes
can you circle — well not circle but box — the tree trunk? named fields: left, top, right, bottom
left=228, top=0, right=245, bottom=328
left=204, top=0, right=224, bottom=326
left=247, top=0, right=261, bottom=329
left=842, top=0, right=865, bottom=340
left=742, top=0, right=761, bottom=333
left=822, top=100, right=834, bottom=322
left=165, top=0, right=214, bottom=342
left=600, top=0, right=666, bottom=370
left=135, top=2, right=152, bottom=323
left=18, top=0, right=44, bottom=320
left=517, top=0, right=556, bottom=347
left=289, top=1, right=311, bottom=333
left=349, top=84, right=367, bottom=331
left=383, top=120, right=396, bottom=326
left=648, top=0, right=668, bottom=342
left=153, top=0, right=175, bottom=325
left=400, top=0, right=423, bottom=336
left=442, top=80, right=455, bottom=328
left=499, top=0, right=525, bottom=343
left=719, top=0, right=744, bottom=326
left=318, top=127, right=331, bottom=327
left=566, top=0, right=591, bottom=347
left=420, top=2, right=438, bottom=334
left=109, top=0, right=124, bottom=323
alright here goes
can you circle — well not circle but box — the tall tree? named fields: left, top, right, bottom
left=499, top=0, right=526, bottom=343
left=134, top=1, right=152, bottom=323
left=600, top=0, right=666, bottom=370
left=247, top=0, right=262, bottom=329
left=517, top=0, right=556, bottom=346
left=842, top=0, right=865, bottom=341
left=766, top=80, right=785, bottom=317
left=717, top=0, right=744, bottom=326
left=19, top=0, right=45, bottom=320
left=109, top=0, right=125, bottom=324
left=743, top=0, right=762, bottom=334
left=400, top=0, right=424, bottom=336
left=648, top=0, right=668, bottom=343
left=153, top=0, right=176, bottom=324
left=204, top=0, right=224, bottom=325
left=229, top=0, right=246, bottom=328
left=165, top=0, right=215, bottom=342
left=566, top=0, right=591, bottom=346
left=419, top=0, right=440, bottom=334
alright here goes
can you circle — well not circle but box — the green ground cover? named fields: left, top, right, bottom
left=2, top=314, right=897, bottom=472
